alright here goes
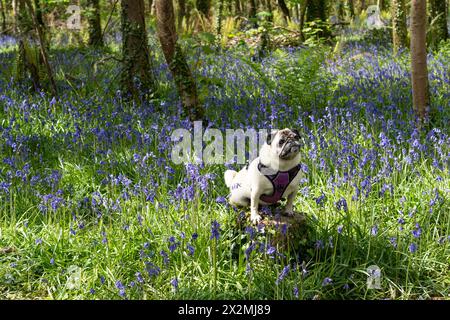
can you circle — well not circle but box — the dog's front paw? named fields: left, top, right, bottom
left=250, top=212, right=262, bottom=224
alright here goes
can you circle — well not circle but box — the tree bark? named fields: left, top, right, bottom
left=234, top=0, right=241, bottom=16
left=177, top=0, right=186, bottom=32
left=216, top=0, right=224, bottom=35
left=196, top=0, right=211, bottom=18
left=299, top=0, right=308, bottom=42
left=0, top=0, right=6, bottom=33
left=248, top=0, right=257, bottom=27
left=392, top=0, right=408, bottom=54
left=155, top=0, right=204, bottom=121
left=306, top=0, right=329, bottom=37
left=410, top=0, right=429, bottom=123
left=120, top=0, right=156, bottom=97
left=278, top=0, right=290, bottom=25
left=348, top=0, right=354, bottom=17
left=429, top=0, right=449, bottom=45
left=87, top=0, right=103, bottom=47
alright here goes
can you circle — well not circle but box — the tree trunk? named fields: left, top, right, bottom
left=265, top=0, right=273, bottom=22
left=306, top=0, right=327, bottom=22
left=392, top=0, right=408, bottom=54
left=348, top=0, right=354, bottom=17
left=429, top=0, right=449, bottom=45
left=306, top=0, right=328, bottom=37
left=148, top=0, right=153, bottom=14
left=196, top=0, right=211, bottom=18
left=278, top=0, right=290, bottom=25
left=120, top=0, right=156, bottom=97
left=178, top=0, right=186, bottom=32
left=234, top=0, right=241, bottom=16
left=410, top=0, right=429, bottom=123
left=0, top=0, right=6, bottom=33
left=248, top=0, right=257, bottom=27
left=216, top=0, right=224, bottom=35
left=87, top=0, right=103, bottom=47
left=299, top=0, right=308, bottom=42
left=34, top=0, right=43, bottom=27
left=25, top=0, right=57, bottom=96
left=155, top=0, right=204, bottom=121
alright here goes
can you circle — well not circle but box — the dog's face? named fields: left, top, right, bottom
left=267, top=128, right=302, bottom=160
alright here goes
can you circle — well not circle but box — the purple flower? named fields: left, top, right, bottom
left=50, top=258, right=55, bottom=265
left=160, top=250, right=170, bottom=265
left=216, top=196, right=227, bottom=204
left=89, top=288, right=95, bottom=295
left=191, top=233, right=198, bottom=241
left=412, top=224, right=422, bottom=238
left=210, top=220, right=221, bottom=240
left=337, top=225, right=343, bottom=234
left=322, top=277, right=333, bottom=286
left=371, top=225, right=378, bottom=236
left=315, top=193, right=326, bottom=206
left=335, top=197, right=348, bottom=212
left=293, top=286, right=299, bottom=298
left=409, top=243, right=417, bottom=253
left=314, top=240, right=324, bottom=250
left=35, top=238, right=42, bottom=245
left=266, top=245, right=276, bottom=257
left=168, top=236, right=180, bottom=253
left=389, top=237, right=397, bottom=248
left=186, top=243, right=195, bottom=256
left=276, top=265, right=290, bottom=284
left=146, top=262, right=161, bottom=277
left=170, top=278, right=179, bottom=290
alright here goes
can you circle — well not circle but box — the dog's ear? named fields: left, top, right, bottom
left=291, top=129, right=300, bottom=139
left=266, top=130, right=277, bottom=145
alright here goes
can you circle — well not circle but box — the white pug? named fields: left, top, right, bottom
left=224, top=128, right=303, bottom=224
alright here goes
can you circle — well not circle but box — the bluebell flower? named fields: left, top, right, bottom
left=210, top=220, right=221, bottom=240
left=170, top=278, right=179, bottom=290
left=322, top=277, right=333, bottom=286
left=276, top=265, right=290, bottom=285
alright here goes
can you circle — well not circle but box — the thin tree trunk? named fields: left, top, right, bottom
left=299, top=0, right=308, bottom=42
left=265, top=0, right=273, bottom=22
left=197, top=0, right=211, bottom=18
left=0, top=0, right=6, bottom=33
left=148, top=0, right=153, bottom=14
left=216, top=0, right=224, bottom=35
left=348, top=0, right=354, bottom=17
left=248, top=0, right=257, bottom=27
left=429, top=0, right=449, bottom=44
left=34, top=0, right=43, bottom=27
left=120, top=0, right=156, bottom=97
left=178, top=0, right=186, bottom=32
left=392, top=0, right=408, bottom=54
left=234, top=0, right=241, bottom=16
left=278, top=0, right=290, bottom=25
left=87, top=0, right=103, bottom=47
left=24, top=0, right=57, bottom=96
left=410, top=0, right=429, bottom=123
left=155, top=0, right=204, bottom=121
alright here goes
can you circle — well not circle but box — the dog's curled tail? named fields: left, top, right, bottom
left=224, top=170, right=237, bottom=188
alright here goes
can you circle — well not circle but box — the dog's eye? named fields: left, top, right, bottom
left=279, top=139, right=285, bottom=146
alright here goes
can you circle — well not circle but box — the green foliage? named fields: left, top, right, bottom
left=271, top=46, right=330, bottom=113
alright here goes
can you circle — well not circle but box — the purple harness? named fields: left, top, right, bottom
left=258, top=162, right=301, bottom=204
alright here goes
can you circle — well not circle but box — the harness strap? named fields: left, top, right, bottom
left=258, top=161, right=301, bottom=204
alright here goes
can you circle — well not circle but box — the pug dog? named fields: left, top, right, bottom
left=224, top=128, right=303, bottom=224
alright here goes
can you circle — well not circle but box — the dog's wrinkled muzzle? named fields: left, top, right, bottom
left=280, top=141, right=301, bottom=159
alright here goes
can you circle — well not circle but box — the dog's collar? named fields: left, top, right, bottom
left=257, top=161, right=301, bottom=204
